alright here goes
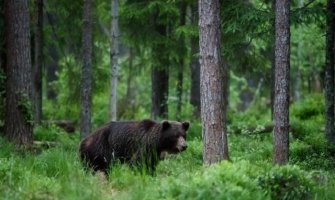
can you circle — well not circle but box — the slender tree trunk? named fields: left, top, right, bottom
left=151, top=21, right=169, bottom=120
left=313, top=70, right=322, bottom=92
left=325, top=0, right=335, bottom=144
left=0, top=0, right=5, bottom=133
left=308, top=73, right=312, bottom=93
left=4, top=0, right=33, bottom=146
left=33, top=0, right=43, bottom=124
left=151, top=52, right=169, bottom=119
left=190, top=43, right=201, bottom=117
left=190, top=3, right=201, bottom=118
left=110, top=0, right=119, bottom=121
left=199, top=0, right=229, bottom=164
left=45, top=11, right=58, bottom=100
left=80, top=0, right=92, bottom=139
left=176, top=1, right=187, bottom=121
left=46, top=46, right=58, bottom=100
left=294, top=62, right=302, bottom=102
left=0, top=0, right=4, bottom=72
left=293, top=0, right=303, bottom=102
left=126, top=48, right=134, bottom=101
left=176, top=66, right=183, bottom=120
left=273, top=0, right=290, bottom=165
left=271, top=0, right=276, bottom=120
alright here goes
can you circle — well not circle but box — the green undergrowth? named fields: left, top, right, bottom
left=0, top=138, right=109, bottom=200
left=1, top=94, right=335, bottom=199
left=1, top=133, right=334, bottom=200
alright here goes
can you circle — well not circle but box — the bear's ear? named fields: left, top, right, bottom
left=162, top=120, right=171, bottom=130
left=182, top=122, right=190, bottom=131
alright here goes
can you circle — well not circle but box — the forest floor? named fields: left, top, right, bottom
left=1, top=95, right=335, bottom=200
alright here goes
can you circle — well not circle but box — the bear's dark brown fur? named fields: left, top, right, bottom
left=79, top=119, right=189, bottom=174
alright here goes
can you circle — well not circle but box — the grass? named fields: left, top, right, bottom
left=1, top=132, right=334, bottom=200
left=1, top=94, right=335, bottom=199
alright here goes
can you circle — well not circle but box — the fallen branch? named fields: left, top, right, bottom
left=33, top=141, right=59, bottom=148
left=43, top=120, right=76, bottom=133
left=231, top=124, right=273, bottom=135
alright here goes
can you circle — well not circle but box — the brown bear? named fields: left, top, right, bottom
left=79, top=119, right=189, bottom=174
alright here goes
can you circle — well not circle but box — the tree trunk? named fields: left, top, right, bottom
left=151, top=23, right=169, bottom=120
left=190, top=3, right=201, bottom=118
left=293, top=0, right=303, bottom=102
left=110, top=0, right=119, bottom=121
left=151, top=55, right=169, bottom=119
left=0, top=0, right=5, bottom=132
left=273, top=0, right=290, bottom=165
left=176, top=1, right=187, bottom=121
left=80, top=0, right=92, bottom=139
left=325, top=0, right=335, bottom=144
left=126, top=48, right=134, bottom=101
left=0, top=0, right=4, bottom=72
left=33, top=0, right=43, bottom=124
left=271, top=0, right=276, bottom=120
left=4, top=0, right=33, bottom=146
left=45, top=11, right=58, bottom=100
left=199, top=0, right=229, bottom=164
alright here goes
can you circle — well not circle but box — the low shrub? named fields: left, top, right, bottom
left=258, top=165, right=314, bottom=200
left=290, top=94, right=324, bottom=120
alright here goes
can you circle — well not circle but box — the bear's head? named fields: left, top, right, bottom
left=158, top=120, right=190, bottom=157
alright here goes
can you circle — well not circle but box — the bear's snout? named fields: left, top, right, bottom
left=181, top=144, right=188, bottom=151
left=176, top=136, right=187, bottom=152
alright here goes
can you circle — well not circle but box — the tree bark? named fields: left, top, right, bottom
left=151, top=54, right=169, bottom=119
left=199, top=0, right=229, bottom=164
left=325, top=0, right=335, bottom=144
left=33, top=0, right=43, bottom=124
left=110, top=0, right=119, bottom=121
left=4, top=0, right=33, bottom=146
left=45, top=12, right=58, bottom=100
left=151, top=21, right=169, bottom=120
left=0, top=0, right=4, bottom=72
left=271, top=0, right=276, bottom=120
left=273, top=0, right=290, bottom=165
left=292, top=0, right=303, bottom=102
left=46, top=46, right=58, bottom=100
left=126, top=48, right=134, bottom=101
left=176, top=1, right=187, bottom=121
left=80, top=0, right=92, bottom=139
left=190, top=3, right=201, bottom=118
left=0, top=0, right=5, bottom=132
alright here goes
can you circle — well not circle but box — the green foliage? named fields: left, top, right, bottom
left=34, top=124, right=65, bottom=141
left=138, top=161, right=271, bottom=200
left=0, top=138, right=108, bottom=200
left=221, top=0, right=272, bottom=74
left=228, top=105, right=271, bottom=135
left=17, top=92, right=33, bottom=126
left=120, top=0, right=179, bottom=47
left=288, top=94, right=335, bottom=171
left=258, top=165, right=314, bottom=200
left=291, top=94, right=324, bottom=120
left=229, top=134, right=272, bottom=162
left=184, top=120, right=201, bottom=140
left=290, top=140, right=335, bottom=171
left=2, top=106, right=335, bottom=200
